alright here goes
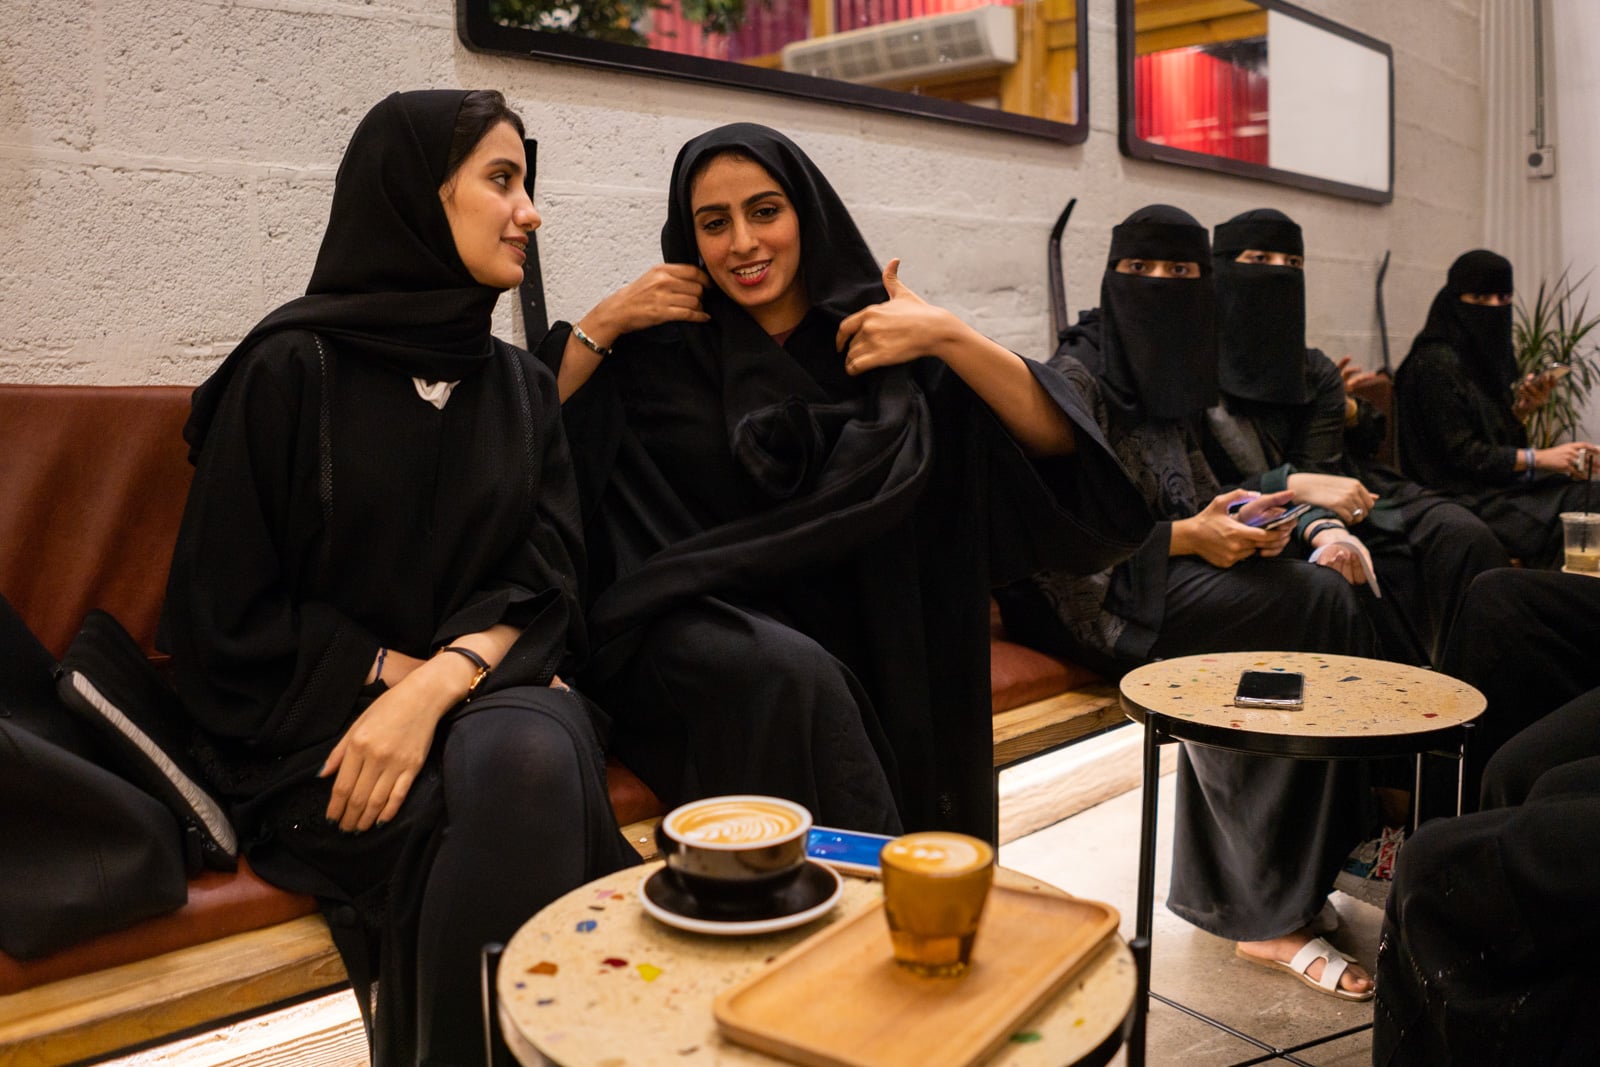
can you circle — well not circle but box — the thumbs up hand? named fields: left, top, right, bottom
left=836, top=258, right=958, bottom=376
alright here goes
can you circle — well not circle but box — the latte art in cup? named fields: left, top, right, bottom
left=655, top=796, right=814, bottom=909
left=666, top=798, right=807, bottom=845
left=880, top=833, right=990, bottom=874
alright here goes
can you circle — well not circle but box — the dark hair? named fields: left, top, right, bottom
left=443, top=90, right=526, bottom=183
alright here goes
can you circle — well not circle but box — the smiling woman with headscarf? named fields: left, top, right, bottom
left=163, top=90, right=637, bottom=1065
left=998, top=204, right=1380, bottom=1003
left=1394, top=250, right=1598, bottom=565
left=541, top=123, right=1149, bottom=842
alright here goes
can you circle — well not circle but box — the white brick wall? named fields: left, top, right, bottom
left=0, top=0, right=1486, bottom=384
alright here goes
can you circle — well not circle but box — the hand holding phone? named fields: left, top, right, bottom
left=1234, top=670, right=1305, bottom=709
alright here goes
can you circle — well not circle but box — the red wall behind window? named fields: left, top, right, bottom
left=1135, top=48, right=1267, bottom=165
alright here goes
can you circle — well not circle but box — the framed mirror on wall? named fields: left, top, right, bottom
left=458, top=1, right=1088, bottom=144
left=1116, top=0, right=1393, bottom=202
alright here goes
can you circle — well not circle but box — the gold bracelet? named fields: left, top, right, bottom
left=571, top=323, right=613, bottom=359
left=438, top=645, right=490, bottom=700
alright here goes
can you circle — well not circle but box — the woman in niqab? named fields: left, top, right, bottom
left=162, top=90, right=637, bottom=1066
left=1394, top=250, right=1598, bottom=565
left=998, top=205, right=1378, bottom=1001
left=544, top=123, right=1150, bottom=842
left=1203, top=209, right=1507, bottom=667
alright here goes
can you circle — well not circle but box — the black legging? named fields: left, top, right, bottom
left=250, top=686, right=635, bottom=1067
left=416, top=691, right=629, bottom=1060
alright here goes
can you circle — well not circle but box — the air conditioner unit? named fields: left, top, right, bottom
left=780, top=6, right=1017, bottom=88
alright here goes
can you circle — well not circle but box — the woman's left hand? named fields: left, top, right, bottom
left=1309, top=526, right=1374, bottom=586
left=836, top=259, right=958, bottom=374
left=320, top=681, right=450, bottom=832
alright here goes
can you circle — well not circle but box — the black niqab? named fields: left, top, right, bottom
left=1213, top=208, right=1312, bottom=405
left=185, top=90, right=536, bottom=457
left=1405, top=249, right=1517, bottom=398
left=1099, top=205, right=1218, bottom=420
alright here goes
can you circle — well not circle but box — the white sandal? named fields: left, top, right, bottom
left=1235, top=936, right=1374, bottom=1002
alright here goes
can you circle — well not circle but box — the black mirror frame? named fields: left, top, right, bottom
left=457, top=0, right=1090, bottom=145
left=1115, top=0, right=1394, bottom=204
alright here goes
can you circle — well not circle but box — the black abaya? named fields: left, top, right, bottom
left=1374, top=687, right=1600, bottom=1066
left=1395, top=252, right=1587, bottom=566
left=1003, top=343, right=1377, bottom=940
left=550, top=124, right=1150, bottom=841
left=162, top=91, right=636, bottom=1067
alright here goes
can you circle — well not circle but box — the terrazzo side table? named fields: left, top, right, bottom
left=497, top=862, right=1138, bottom=1067
left=1118, top=651, right=1485, bottom=1067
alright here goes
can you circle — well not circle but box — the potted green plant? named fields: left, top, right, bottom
left=1514, top=269, right=1600, bottom=448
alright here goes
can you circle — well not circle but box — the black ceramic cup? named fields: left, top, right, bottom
left=655, top=795, right=813, bottom=907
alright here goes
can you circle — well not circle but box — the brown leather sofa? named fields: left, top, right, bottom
left=0, top=383, right=1107, bottom=1061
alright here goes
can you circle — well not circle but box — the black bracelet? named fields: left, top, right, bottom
left=438, top=645, right=491, bottom=700
left=571, top=324, right=613, bottom=359
left=1303, top=520, right=1344, bottom=542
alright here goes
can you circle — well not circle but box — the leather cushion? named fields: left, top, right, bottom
left=0, top=385, right=194, bottom=660
left=0, top=855, right=317, bottom=995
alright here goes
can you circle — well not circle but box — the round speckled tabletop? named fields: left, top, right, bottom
left=1119, top=652, right=1485, bottom=759
left=498, top=863, right=1136, bottom=1067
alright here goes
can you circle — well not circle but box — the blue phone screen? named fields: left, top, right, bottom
left=806, top=827, right=892, bottom=870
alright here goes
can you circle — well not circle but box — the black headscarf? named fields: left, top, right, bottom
left=185, top=90, right=536, bottom=457
left=1213, top=208, right=1312, bottom=405
left=1407, top=249, right=1517, bottom=398
left=646, top=123, right=928, bottom=504
left=1098, top=205, right=1218, bottom=420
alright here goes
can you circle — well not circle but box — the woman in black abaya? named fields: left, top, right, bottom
left=163, top=91, right=636, bottom=1066
left=997, top=205, right=1377, bottom=1000
left=1202, top=209, right=1507, bottom=666
left=543, top=124, right=1149, bottom=842
left=1394, top=250, right=1597, bottom=565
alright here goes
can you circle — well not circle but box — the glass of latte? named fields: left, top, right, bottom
left=1561, top=512, right=1600, bottom=575
left=879, top=831, right=995, bottom=977
left=655, top=795, right=813, bottom=906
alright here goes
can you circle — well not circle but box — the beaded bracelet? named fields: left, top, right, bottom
left=571, top=324, right=613, bottom=359
left=1523, top=447, right=1537, bottom=482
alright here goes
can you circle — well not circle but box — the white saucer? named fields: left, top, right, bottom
left=638, top=860, right=843, bottom=936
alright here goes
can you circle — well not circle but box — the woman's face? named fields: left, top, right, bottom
left=690, top=154, right=808, bottom=333
left=439, top=121, right=540, bottom=290
left=1459, top=292, right=1513, bottom=307
left=1115, top=257, right=1200, bottom=279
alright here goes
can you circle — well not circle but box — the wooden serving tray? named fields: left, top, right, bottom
left=713, top=885, right=1119, bottom=1067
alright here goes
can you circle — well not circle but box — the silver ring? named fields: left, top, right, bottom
left=1352, top=508, right=1365, bottom=520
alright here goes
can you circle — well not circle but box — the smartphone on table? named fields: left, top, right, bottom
left=1233, top=670, right=1305, bottom=709
left=806, top=826, right=895, bottom=878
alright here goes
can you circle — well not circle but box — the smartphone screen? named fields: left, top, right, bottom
left=1234, top=670, right=1305, bottom=709
left=1245, top=503, right=1312, bottom=529
left=806, top=826, right=893, bottom=877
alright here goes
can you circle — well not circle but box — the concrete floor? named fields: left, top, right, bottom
left=1000, top=773, right=1384, bottom=1067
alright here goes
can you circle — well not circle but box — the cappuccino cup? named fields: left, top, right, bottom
left=655, top=795, right=813, bottom=907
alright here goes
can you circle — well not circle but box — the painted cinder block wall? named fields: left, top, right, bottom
left=1, top=0, right=1484, bottom=386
